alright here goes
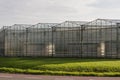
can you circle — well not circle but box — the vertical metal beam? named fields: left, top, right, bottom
left=26, top=28, right=28, bottom=56
left=3, top=27, right=5, bottom=56
left=51, top=27, right=54, bottom=57
left=81, top=25, right=84, bottom=58
left=116, top=23, right=120, bottom=58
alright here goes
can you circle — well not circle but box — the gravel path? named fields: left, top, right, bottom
left=0, top=73, right=120, bottom=80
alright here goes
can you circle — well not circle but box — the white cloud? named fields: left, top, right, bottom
left=0, top=0, right=97, bottom=27
left=0, top=0, right=120, bottom=27
left=89, top=0, right=120, bottom=8
left=87, top=0, right=120, bottom=19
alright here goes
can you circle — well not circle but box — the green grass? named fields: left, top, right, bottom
left=0, top=57, right=120, bottom=76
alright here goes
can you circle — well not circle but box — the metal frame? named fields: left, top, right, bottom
left=0, top=19, right=120, bottom=58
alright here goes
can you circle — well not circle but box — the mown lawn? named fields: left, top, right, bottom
left=0, top=57, right=120, bottom=76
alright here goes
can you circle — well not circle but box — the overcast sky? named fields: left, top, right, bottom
left=0, top=0, right=120, bottom=27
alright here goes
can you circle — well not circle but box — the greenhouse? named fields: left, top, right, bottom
left=83, top=19, right=120, bottom=58
left=0, top=19, right=120, bottom=58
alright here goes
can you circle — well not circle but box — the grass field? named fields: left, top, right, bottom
left=0, top=57, right=120, bottom=76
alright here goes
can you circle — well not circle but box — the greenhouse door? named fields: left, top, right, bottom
left=82, top=43, right=98, bottom=58
left=105, top=41, right=117, bottom=58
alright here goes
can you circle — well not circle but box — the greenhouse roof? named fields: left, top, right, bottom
left=83, top=19, right=120, bottom=27
left=65, top=21, right=88, bottom=25
left=55, top=21, right=88, bottom=27
left=37, top=23, right=58, bottom=26
left=3, top=24, right=33, bottom=30
left=32, top=23, right=58, bottom=28
left=3, top=19, right=120, bottom=30
left=29, top=21, right=88, bottom=28
left=99, top=19, right=120, bottom=23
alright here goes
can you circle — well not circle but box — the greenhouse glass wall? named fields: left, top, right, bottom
left=83, top=19, right=120, bottom=58
left=0, top=19, right=120, bottom=58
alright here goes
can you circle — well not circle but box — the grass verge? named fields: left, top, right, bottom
left=0, top=57, right=120, bottom=76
